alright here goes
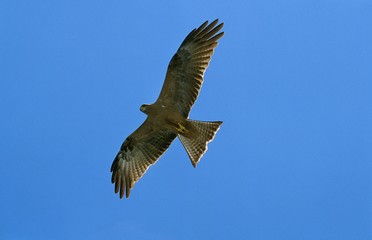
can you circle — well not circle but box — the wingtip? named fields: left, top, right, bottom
left=210, top=19, right=219, bottom=25
left=211, top=19, right=224, bottom=26
left=213, top=19, right=224, bottom=32
left=120, top=190, right=130, bottom=199
left=126, top=186, right=131, bottom=198
left=218, top=22, right=224, bottom=30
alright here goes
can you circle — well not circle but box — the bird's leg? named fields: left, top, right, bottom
left=176, top=123, right=188, bottom=133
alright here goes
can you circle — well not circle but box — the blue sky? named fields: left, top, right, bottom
left=1, top=1, right=371, bottom=239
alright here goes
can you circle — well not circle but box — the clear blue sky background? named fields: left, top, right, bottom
left=1, top=1, right=371, bottom=239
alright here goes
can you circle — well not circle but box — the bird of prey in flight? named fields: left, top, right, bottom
left=111, top=19, right=224, bottom=198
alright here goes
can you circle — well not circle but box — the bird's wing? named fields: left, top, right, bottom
left=156, top=19, right=224, bottom=117
left=111, top=118, right=177, bottom=198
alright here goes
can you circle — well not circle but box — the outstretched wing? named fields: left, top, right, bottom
left=111, top=119, right=177, bottom=198
left=156, top=19, right=224, bottom=117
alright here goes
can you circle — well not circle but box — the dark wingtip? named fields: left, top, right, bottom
left=119, top=184, right=124, bottom=199
left=210, top=19, right=219, bottom=26
left=126, top=184, right=131, bottom=198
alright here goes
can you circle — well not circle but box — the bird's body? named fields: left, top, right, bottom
left=111, top=19, right=224, bottom=198
left=141, top=103, right=198, bottom=138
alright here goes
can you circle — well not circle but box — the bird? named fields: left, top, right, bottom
left=110, top=19, right=224, bottom=198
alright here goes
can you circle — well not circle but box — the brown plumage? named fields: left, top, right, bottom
left=111, top=19, right=224, bottom=198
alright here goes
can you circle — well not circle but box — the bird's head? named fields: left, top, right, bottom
left=140, top=104, right=149, bottom=114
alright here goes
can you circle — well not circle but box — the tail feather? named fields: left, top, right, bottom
left=178, top=120, right=222, bottom=167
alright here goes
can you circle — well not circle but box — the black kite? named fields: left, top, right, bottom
left=111, top=19, right=224, bottom=198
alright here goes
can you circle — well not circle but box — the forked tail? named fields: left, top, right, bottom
left=178, top=120, right=222, bottom=167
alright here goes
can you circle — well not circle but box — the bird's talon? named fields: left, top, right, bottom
left=176, top=123, right=187, bottom=133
